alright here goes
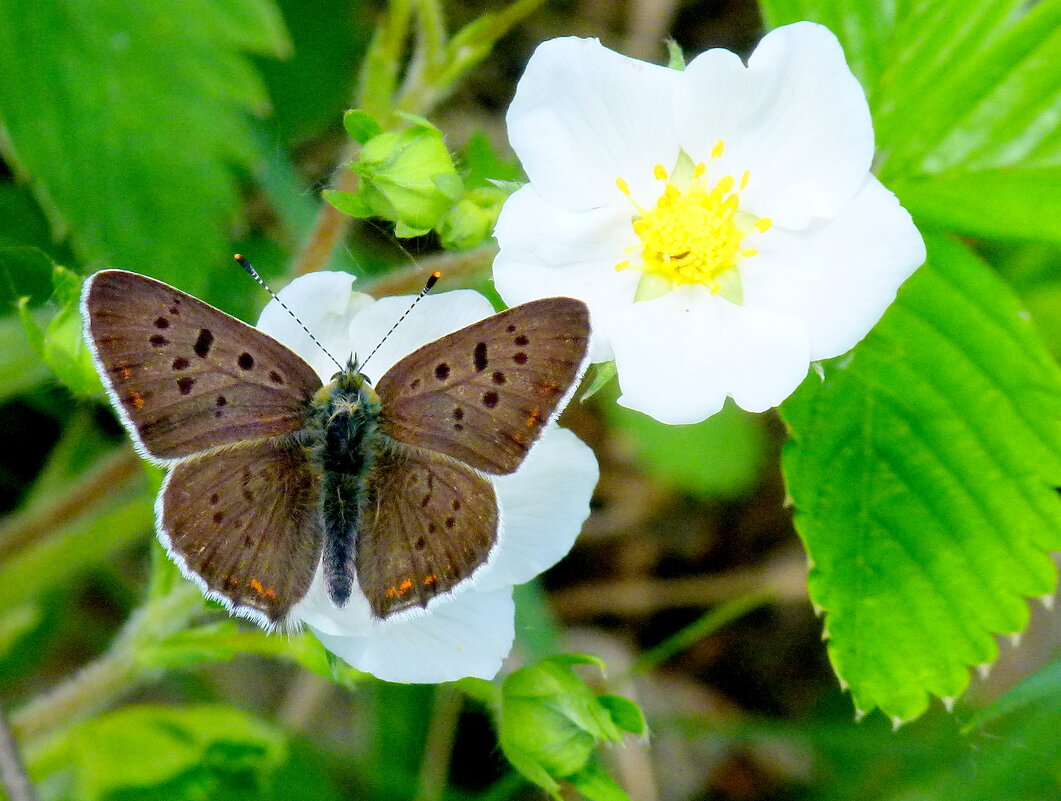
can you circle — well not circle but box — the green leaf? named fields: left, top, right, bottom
left=894, top=168, right=1061, bottom=243
left=609, top=399, right=768, bottom=499
left=15, top=260, right=102, bottom=396
left=664, top=39, right=685, bottom=71
left=597, top=695, right=646, bottom=736
left=66, top=704, right=287, bottom=801
left=876, top=0, right=1061, bottom=178
left=0, top=314, right=51, bottom=402
left=0, top=0, right=290, bottom=301
left=460, top=132, right=522, bottom=188
left=580, top=361, right=617, bottom=402
left=963, top=652, right=1061, bottom=732
left=780, top=232, right=1061, bottom=721
left=144, top=621, right=345, bottom=683
left=323, top=188, right=375, bottom=218
left=569, top=761, right=632, bottom=801
left=344, top=108, right=384, bottom=144
left=257, top=0, right=370, bottom=144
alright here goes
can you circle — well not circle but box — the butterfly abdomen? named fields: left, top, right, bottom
left=306, top=366, right=385, bottom=607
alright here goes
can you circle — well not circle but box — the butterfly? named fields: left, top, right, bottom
left=81, top=270, right=590, bottom=628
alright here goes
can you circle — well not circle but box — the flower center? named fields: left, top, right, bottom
left=616, top=142, right=771, bottom=302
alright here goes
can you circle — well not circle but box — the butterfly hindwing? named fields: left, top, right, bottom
left=374, top=298, right=590, bottom=475
left=160, top=439, right=324, bottom=627
left=83, top=270, right=322, bottom=461
left=356, top=443, right=498, bottom=618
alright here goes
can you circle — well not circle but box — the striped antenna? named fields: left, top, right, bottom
left=359, top=271, right=441, bottom=371
left=234, top=254, right=344, bottom=374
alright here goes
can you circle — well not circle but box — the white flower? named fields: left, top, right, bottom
left=493, top=23, right=926, bottom=424
left=257, top=272, right=598, bottom=683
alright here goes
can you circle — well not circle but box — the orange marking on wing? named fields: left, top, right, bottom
left=130, top=392, right=145, bottom=409
left=423, top=574, right=437, bottom=586
left=399, top=578, right=413, bottom=592
left=250, top=578, right=265, bottom=596
left=115, top=360, right=133, bottom=380
left=264, top=587, right=277, bottom=599
left=386, top=587, right=399, bottom=598
left=525, top=407, right=541, bottom=428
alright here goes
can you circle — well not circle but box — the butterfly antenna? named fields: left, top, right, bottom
left=234, top=254, right=345, bottom=373
left=359, top=271, right=441, bottom=371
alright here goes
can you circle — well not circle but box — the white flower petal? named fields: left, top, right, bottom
left=609, top=288, right=810, bottom=423
left=745, top=175, right=926, bottom=359
left=348, top=290, right=496, bottom=383
left=494, top=184, right=637, bottom=267
left=310, top=587, right=515, bottom=683
left=494, top=186, right=642, bottom=362
left=257, top=271, right=372, bottom=381
left=509, top=37, right=681, bottom=211
left=676, top=22, right=874, bottom=228
left=477, top=427, right=598, bottom=591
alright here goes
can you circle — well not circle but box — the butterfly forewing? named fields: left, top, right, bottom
left=374, top=298, right=590, bottom=475
left=83, top=270, right=322, bottom=461
left=160, top=439, right=324, bottom=627
left=357, top=444, right=498, bottom=618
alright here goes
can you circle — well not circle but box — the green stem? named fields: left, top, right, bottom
left=396, top=0, right=548, bottom=113
left=415, top=685, right=463, bottom=801
left=12, top=583, right=204, bottom=743
left=628, top=593, right=771, bottom=676
left=401, top=0, right=448, bottom=99
left=357, top=0, right=415, bottom=119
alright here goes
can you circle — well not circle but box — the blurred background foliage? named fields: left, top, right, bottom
left=0, top=0, right=1059, bottom=799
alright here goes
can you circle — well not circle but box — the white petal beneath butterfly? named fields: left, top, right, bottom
left=81, top=270, right=591, bottom=630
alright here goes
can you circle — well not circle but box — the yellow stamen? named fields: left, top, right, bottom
left=612, top=140, right=769, bottom=299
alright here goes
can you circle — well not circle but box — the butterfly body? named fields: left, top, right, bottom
left=82, top=270, right=590, bottom=628
left=302, top=363, right=386, bottom=608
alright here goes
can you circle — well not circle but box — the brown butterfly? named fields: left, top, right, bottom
left=81, top=270, right=590, bottom=628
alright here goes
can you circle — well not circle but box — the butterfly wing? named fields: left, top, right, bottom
left=160, top=439, right=324, bottom=628
left=356, top=444, right=498, bottom=618
left=82, top=270, right=323, bottom=461
left=374, top=298, right=590, bottom=475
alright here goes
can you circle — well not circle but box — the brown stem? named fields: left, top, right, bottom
left=0, top=448, right=142, bottom=562
left=0, top=702, right=36, bottom=801
left=363, top=244, right=498, bottom=297
left=290, top=139, right=362, bottom=277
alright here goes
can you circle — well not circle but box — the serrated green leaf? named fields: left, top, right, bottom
left=0, top=0, right=289, bottom=301
left=780, top=232, right=1061, bottom=721
left=894, top=167, right=1061, bottom=243
left=67, top=704, right=286, bottom=801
